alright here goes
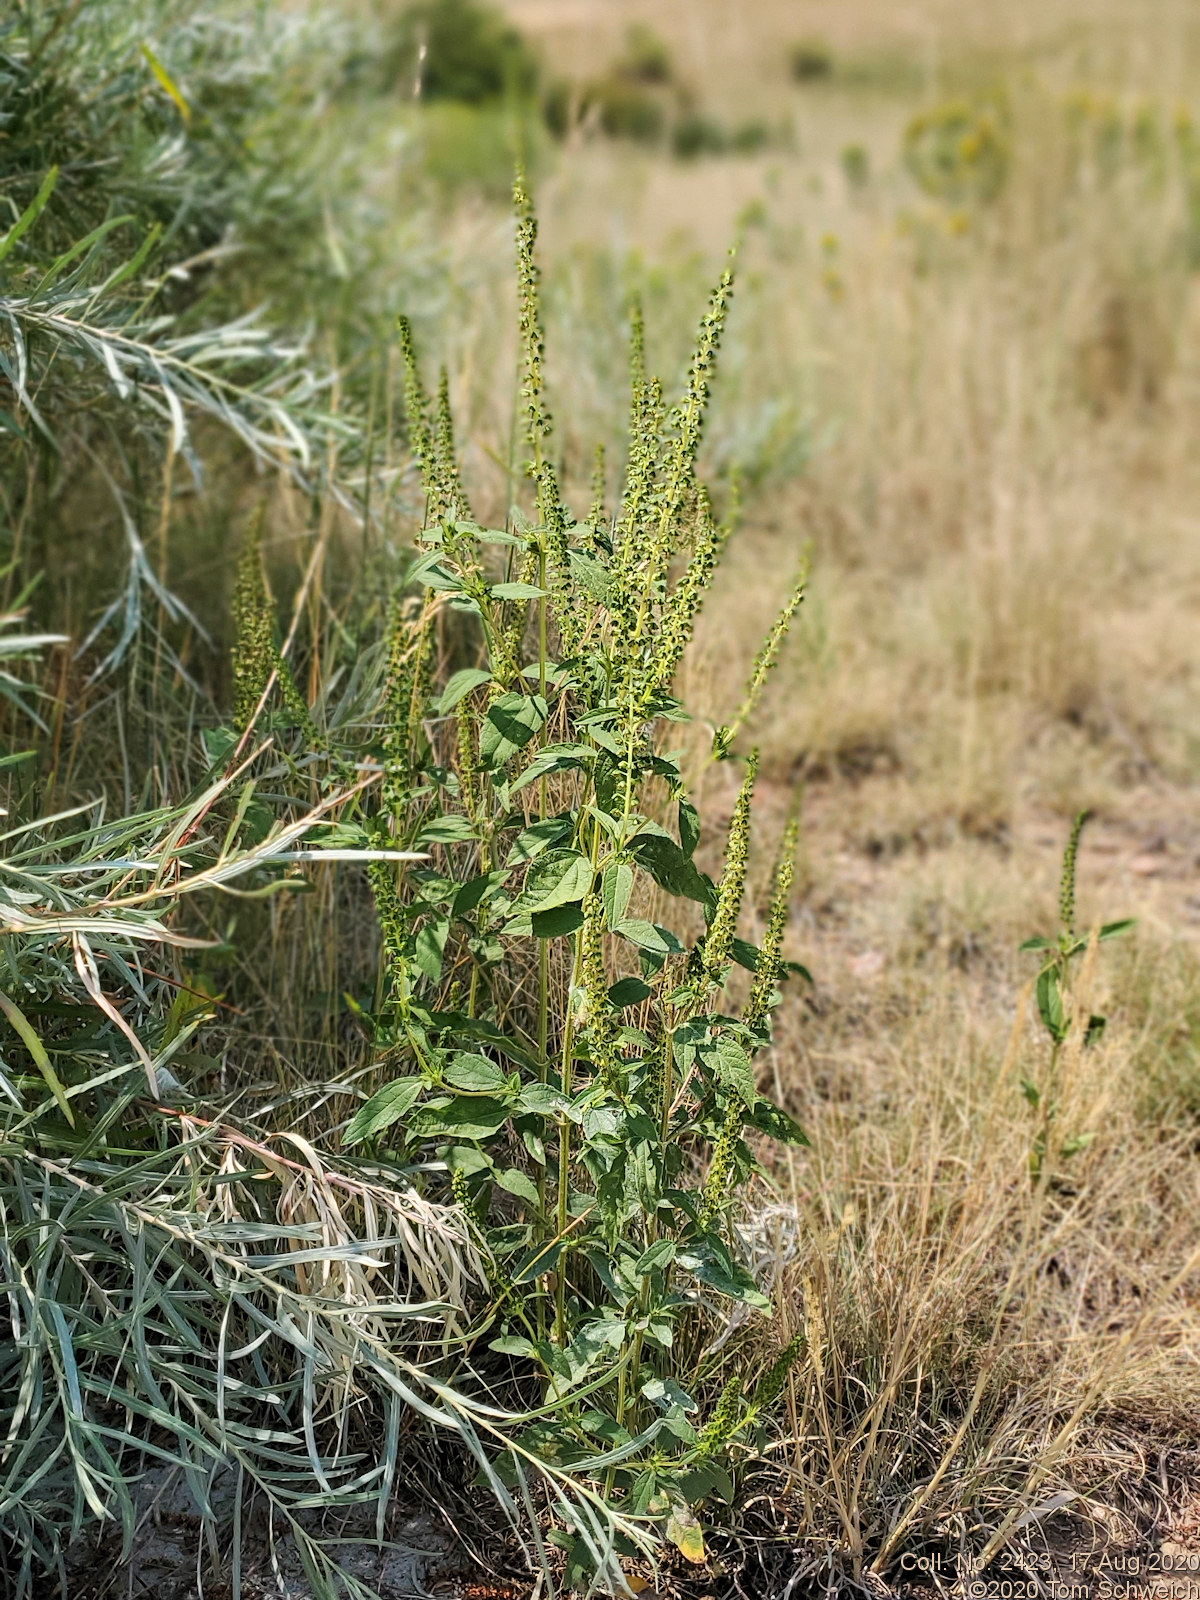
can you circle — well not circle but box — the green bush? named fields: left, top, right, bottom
left=904, top=92, right=1011, bottom=205
left=617, top=24, right=674, bottom=86
left=673, top=113, right=728, bottom=159
left=577, top=74, right=666, bottom=143
left=841, top=141, right=871, bottom=187
left=731, top=119, right=771, bottom=154
left=383, top=0, right=539, bottom=103
left=790, top=38, right=834, bottom=82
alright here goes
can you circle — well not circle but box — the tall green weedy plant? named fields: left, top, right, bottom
left=344, top=176, right=811, bottom=1582
left=1019, top=810, right=1133, bottom=1181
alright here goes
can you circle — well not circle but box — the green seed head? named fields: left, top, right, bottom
left=745, top=813, right=799, bottom=1032
left=751, top=1330, right=807, bottom=1412
left=695, top=1374, right=742, bottom=1459
left=703, top=751, right=759, bottom=986
left=698, top=1101, right=744, bottom=1231
left=231, top=507, right=274, bottom=731
left=1060, top=809, right=1090, bottom=935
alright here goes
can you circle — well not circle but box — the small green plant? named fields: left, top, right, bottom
left=790, top=39, right=834, bottom=83
left=1018, top=811, right=1133, bottom=1181
left=904, top=92, right=1010, bottom=205
left=673, top=113, right=728, bottom=160
left=617, top=24, right=673, bottom=86
left=383, top=0, right=539, bottom=103
left=841, top=142, right=871, bottom=189
left=344, top=175, right=811, bottom=1580
left=731, top=120, right=771, bottom=155
left=568, top=26, right=676, bottom=147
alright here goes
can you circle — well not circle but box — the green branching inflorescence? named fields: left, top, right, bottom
left=694, top=1376, right=743, bottom=1460
left=1060, top=807, right=1090, bottom=935
left=750, top=1331, right=807, bottom=1414
left=434, top=366, right=471, bottom=525
left=514, top=169, right=552, bottom=455
left=453, top=1169, right=514, bottom=1301
left=231, top=508, right=274, bottom=730
left=745, top=813, right=800, bottom=1031
left=536, top=459, right=582, bottom=657
left=457, top=707, right=480, bottom=824
left=231, top=509, right=321, bottom=748
left=368, top=858, right=410, bottom=1010
left=703, top=752, right=759, bottom=985
left=272, top=642, right=322, bottom=751
left=698, top=1102, right=744, bottom=1230
left=659, top=265, right=734, bottom=534
left=397, top=314, right=435, bottom=508
left=587, top=442, right=609, bottom=549
left=715, top=552, right=808, bottom=758
left=650, top=487, right=723, bottom=693
left=581, top=891, right=620, bottom=1089
left=379, top=596, right=427, bottom=820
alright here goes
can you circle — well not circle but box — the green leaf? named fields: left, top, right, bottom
left=1061, top=1131, right=1095, bottom=1158
left=479, top=692, right=547, bottom=769
left=417, top=814, right=477, bottom=844
left=609, top=977, right=652, bottom=1008
left=1020, top=1076, right=1041, bottom=1107
left=532, top=903, right=586, bottom=938
left=1020, top=935, right=1055, bottom=952
left=706, top=1036, right=757, bottom=1108
left=630, top=828, right=714, bottom=908
left=615, top=920, right=681, bottom=955
left=444, top=1053, right=508, bottom=1093
left=408, top=551, right=463, bottom=591
left=1036, top=965, right=1067, bottom=1042
left=679, top=1461, right=734, bottom=1505
left=407, top=1095, right=510, bottom=1141
left=506, top=815, right=573, bottom=865
left=1099, top=918, right=1136, bottom=941
left=490, top=1334, right=538, bottom=1358
left=413, top=918, right=449, bottom=983
left=641, top=1375, right=696, bottom=1412
left=0, top=166, right=58, bottom=267
left=509, top=743, right=593, bottom=794
left=451, top=870, right=508, bottom=920
left=732, top=937, right=762, bottom=972
left=472, top=525, right=523, bottom=546
left=602, top=860, right=634, bottom=928
left=678, top=1241, right=772, bottom=1309
left=1085, top=1013, right=1107, bottom=1047
left=490, top=581, right=548, bottom=601
left=426, top=1013, right=536, bottom=1069
left=748, top=1095, right=810, bottom=1146
left=202, top=726, right=238, bottom=767
left=343, top=1077, right=423, bottom=1144
left=634, top=1238, right=677, bottom=1276
left=438, top=667, right=492, bottom=713
left=518, top=1083, right=572, bottom=1117
left=522, top=848, right=594, bottom=913
left=496, top=1168, right=540, bottom=1207
left=0, top=989, right=74, bottom=1126
left=567, top=548, right=613, bottom=602
left=678, top=798, right=701, bottom=858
